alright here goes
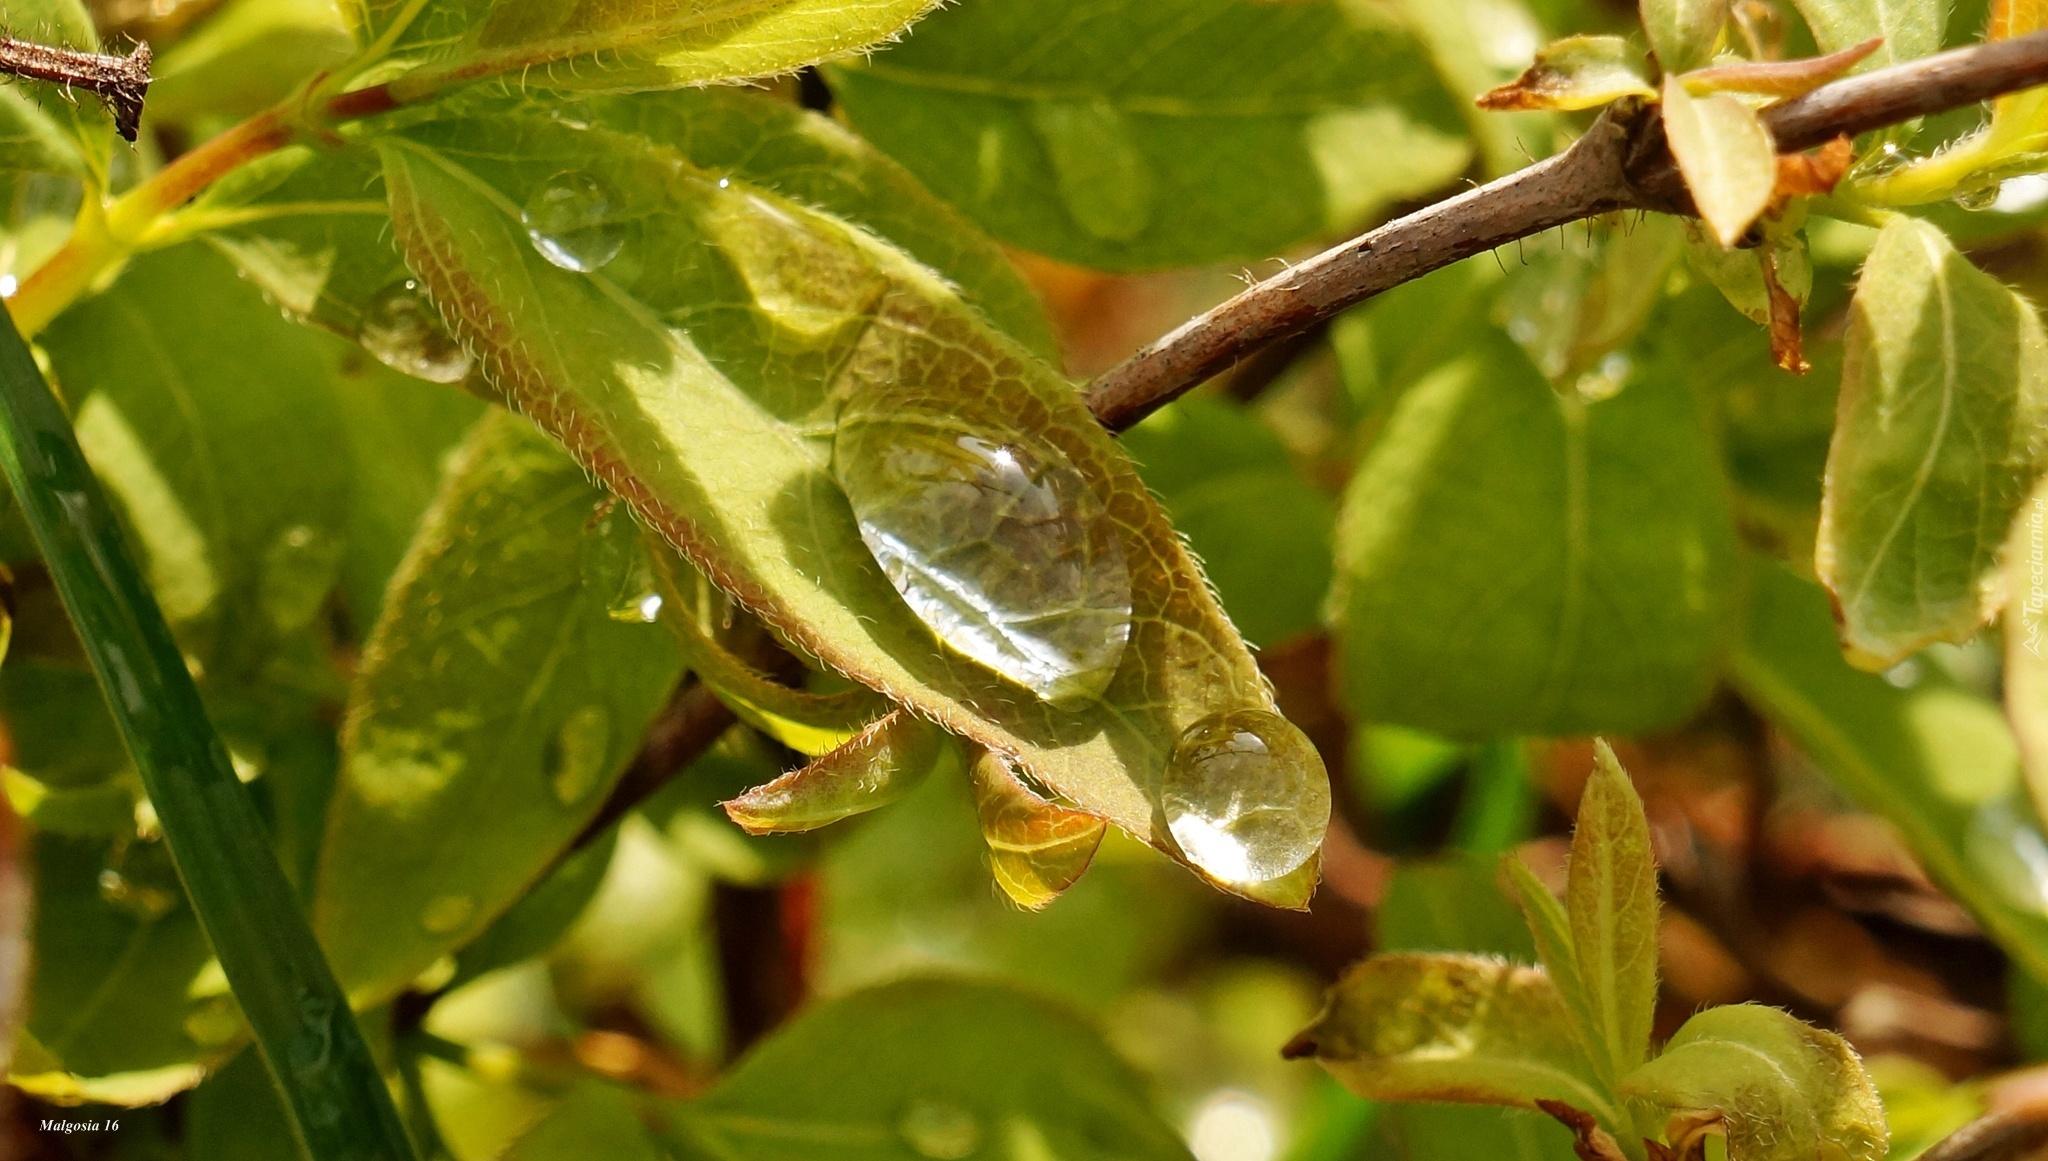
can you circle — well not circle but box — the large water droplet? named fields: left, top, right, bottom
left=523, top=170, right=627, bottom=272
left=898, top=1098, right=982, bottom=1160
left=545, top=705, right=611, bottom=805
left=98, top=837, right=181, bottom=920
left=1162, top=709, right=1330, bottom=886
left=833, top=421, right=1132, bottom=705
left=183, top=995, right=243, bottom=1047
left=360, top=281, right=473, bottom=383
left=420, top=893, right=475, bottom=934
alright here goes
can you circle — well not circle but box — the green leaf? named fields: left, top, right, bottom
left=968, top=748, right=1108, bottom=910
left=1122, top=399, right=1335, bottom=648
left=1493, top=213, right=1684, bottom=384
left=1291, top=953, right=1619, bottom=1124
left=723, top=712, right=945, bottom=834
left=355, top=0, right=940, bottom=106
left=315, top=411, right=684, bottom=1005
left=1619, top=1005, right=1886, bottom=1161
left=197, top=85, right=1056, bottom=361
left=1789, top=0, right=1939, bottom=67
left=1379, top=853, right=1539, bottom=960
left=0, top=296, right=416, bottom=1155
left=451, top=829, right=616, bottom=988
left=372, top=97, right=1322, bottom=901
left=10, top=833, right=213, bottom=1103
left=1818, top=216, right=2048, bottom=666
left=1476, top=35, right=1656, bottom=112
left=41, top=244, right=353, bottom=687
left=1564, top=742, right=1659, bottom=1087
left=828, top=0, right=1469, bottom=271
left=184, top=1047, right=297, bottom=1161
left=1501, top=858, right=1598, bottom=1071
left=1643, top=0, right=1728, bottom=73
left=666, top=977, right=1193, bottom=1161
left=1734, top=559, right=2048, bottom=983
left=149, top=0, right=356, bottom=126
left=1684, top=221, right=1812, bottom=329
left=1661, top=77, right=1777, bottom=247
left=508, top=1083, right=665, bottom=1161
left=1330, top=333, right=1737, bottom=738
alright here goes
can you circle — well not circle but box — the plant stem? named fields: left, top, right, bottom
left=7, top=108, right=290, bottom=336
left=1085, top=28, right=2048, bottom=431
left=0, top=309, right=417, bottom=1160
left=0, top=39, right=150, bottom=141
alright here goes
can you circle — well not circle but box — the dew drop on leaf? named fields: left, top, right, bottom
left=360, top=281, right=474, bottom=383
left=522, top=170, right=627, bottom=273
left=1954, top=181, right=2002, bottom=212
left=1162, top=709, right=1331, bottom=886
left=897, top=1098, right=982, bottom=1160
left=545, top=704, right=611, bottom=805
left=183, top=995, right=242, bottom=1047
left=832, top=419, right=1132, bottom=705
left=259, top=523, right=343, bottom=633
left=419, top=893, right=475, bottom=934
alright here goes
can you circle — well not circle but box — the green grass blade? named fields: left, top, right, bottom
left=0, top=306, right=416, bottom=1161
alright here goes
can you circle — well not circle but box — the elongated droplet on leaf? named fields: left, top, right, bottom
left=360, top=281, right=474, bottom=383
left=897, top=1099, right=982, bottom=1161
left=1163, top=709, right=1330, bottom=886
left=833, top=415, right=1133, bottom=705
left=969, top=750, right=1107, bottom=909
left=545, top=705, right=610, bottom=806
left=523, top=170, right=627, bottom=273
left=723, top=710, right=943, bottom=834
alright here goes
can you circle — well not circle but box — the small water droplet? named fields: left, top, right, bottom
left=98, top=836, right=181, bottom=920
left=420, top=893, right=475, bottom=934
left=898, top=1099, right=982, bottom=1160
left=833, top=422, right=1132, bottom=705
left=523, top=170, right=627, bottom=272
left=545, top=705, right=611, bottom=805
left=360, top=282, right=473, bottom=383
left=259, top=523, right=343, bottom=632
left=579, top=503, right=664, bottom=623
left=1954, top=181, right=2001, bottom=212
left=1162, top=709, right=1330, bottom=886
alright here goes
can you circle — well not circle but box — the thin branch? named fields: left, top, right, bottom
left=1915, top=1111, right=2048, bottom=1161
left=571, top=678, right=738, bottom=852
left=1085, top=29, right=2048, bottom=431
left=0, top=39, right=150, bottom=142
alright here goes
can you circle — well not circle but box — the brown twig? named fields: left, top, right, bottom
left=570, top=678, right=738, bottom=851
left=0, top=38, right=151, bottom=142
left=1084, top=29, right=2048, bottom=431
left=1916, top=1111, right=2048, bottom=1161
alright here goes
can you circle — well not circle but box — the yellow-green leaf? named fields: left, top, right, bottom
left=1478, top=36, right=1656, bottom=112
left=1564, top=741, right=1659, bottom=1087
left=1643, top=0, right=1728, bottom=74
left=1661, top=77, right=1777, bottom=247
left=1290, top=953, right=1621, bottom=1127
left=1818, top=217, right=2048, bottom=666
left=372, top=97, right=1325, bottom=904
left=723, top=712, right=944, bottom=835
left=968, top=750, right=1107, bottom=910
left=355, top=0, right=941, bottom=107
left=1620, top=1005, right=1886, bottom=1161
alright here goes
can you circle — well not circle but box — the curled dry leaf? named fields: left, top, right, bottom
left=722, top=712, right=945, bottom=834
left=1680, top=36, right=1883, bottom=97
left=968, top=750, right=1108, bottom=910
left=1477, top=35, right=1656, bottom=111
left=1774, top=136, right=1855, bottom=199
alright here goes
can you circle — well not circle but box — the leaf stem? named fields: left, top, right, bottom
left=7, top=107, right=291, bottom=336
left=0, top=308, right=418, bottom=1160
left=1085, top=29, right=2048, bottom=430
